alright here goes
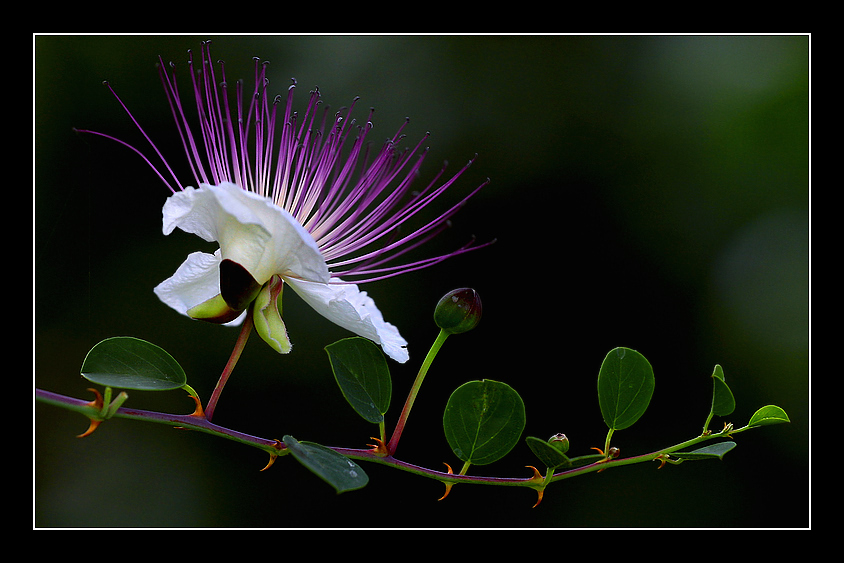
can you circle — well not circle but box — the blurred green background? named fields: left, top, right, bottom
left=34, top=34, right=809, bottom=528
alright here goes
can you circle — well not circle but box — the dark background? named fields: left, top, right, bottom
left=34, top=34, right=809, bottom=528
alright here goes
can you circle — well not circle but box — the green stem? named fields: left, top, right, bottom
left=603, top=427, right=615, bottom=458
left=386, top=329, right=449, bottom=455
left=36, top=387, right=739, bottom=490
left=547, top=431, right=733, bottom=484
left=205, top=309, right=254, bottom=422
left=702, top=411, right=715, bottom=435
left=35, top=388, right=283, bottom=456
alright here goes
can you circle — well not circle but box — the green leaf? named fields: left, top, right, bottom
left=747, top=405, right=790, bottom=427
left=566, top=454, right=606, bottom=468
left=325, top=337, right=392, bottom=424
left=597, top=347, right=655, bottom=431
left=282, top=435, right=369, bottom=494
left=80, top=337, right=186, bottom=391
left=443, top=379, right=526, bottom=466
left=710, top=364, right=736, bottom=416
left=673, top=441, right=737, bottom=460
left=526, top=436, right=570, bottom=469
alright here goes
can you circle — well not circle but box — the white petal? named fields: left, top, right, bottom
left=154, top=250, right=222, bottom=315
left=162, top=182, right=329, bottom=285
left=153, top=250, right=245, bottom=326
left=285, top=277, right=409, bottom=363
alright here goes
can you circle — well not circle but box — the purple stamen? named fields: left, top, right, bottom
left=85, top=40, right=491, bottom=284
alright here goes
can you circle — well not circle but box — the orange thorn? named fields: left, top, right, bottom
left=438, top=484, right=454, bottom=501
left=525, top=465, right=544, bottom=482
left=655, top=455, right=668, bottom=469
left=525, top=466, right=547, bottom=508
left=260, top=440, right=284, bottom=471
left=85, top=388, right=104, bottom=410
left=438, top=462, right=455, bottom=501
left=77, top=389, right=107, bottom=438
left=591, top=447, right=608, bottom=472
left=366, top=437, right=389, bottom=456
left=76, top=418, right=102, bottom=438
left=260, top=454, right=278, bottom=471
left=188, top=394, right=206, bottom=417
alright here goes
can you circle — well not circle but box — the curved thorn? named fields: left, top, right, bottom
left=525, top=465, right=544, bottom=482
left=438, top=483, right=454, bottom=501
left=187, top=394, right=206, bottom=418
left=260, top=453, right=278, bottom=471
left=438, top=462, right=454, bottom=501
left=260, top=440, right=285, bottom=471
left=532, top=488, right=544, bottom=508
left=77, top=389, right=106, bottom=437
left=76, top=418, right=102, bottom=438
left=591, top=446, right=612, bottom=471
left=85, top=388, right=104, bottom=410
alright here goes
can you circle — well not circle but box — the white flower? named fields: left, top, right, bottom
left=83, top=42, right=491, bottom=365
left=153, top=182, right=409, bottom=363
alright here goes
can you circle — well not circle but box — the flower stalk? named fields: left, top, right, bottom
left=205, top=307, right=254, bottom=421
left=386, top=328, right=450, bottom=455
left=386, top=288, right=482, bottom=455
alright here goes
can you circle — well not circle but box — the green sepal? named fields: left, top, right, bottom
left=188, top=260, right=262, bottom=324
left=253, top=276, right=292, bottom=354
left=187, top=293, right=243, bottom=324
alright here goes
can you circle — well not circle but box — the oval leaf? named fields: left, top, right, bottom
left=80, top=337, right=186, bottom=391
left=673, top=441, right=737, bottom=460
left=325, top=337, right=391, bottom=424
left=566, top=453, right=606, bottom=469
left=747, top=405, right=790, bottom=427
left=526, top=436, right=570, bottom=469
left=283, top=435, right=369, bottom=494
left=710, top=364, right=736, bottom=416
left=443, top=379, right=526, bottom=466
left=597, top=347, right=655, bottom=431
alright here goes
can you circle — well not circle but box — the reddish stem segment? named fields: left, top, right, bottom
left=205, top=309, right=254, bottom=421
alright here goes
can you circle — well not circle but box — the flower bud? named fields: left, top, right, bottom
left=433, top=288, right=482, bottom=334
left=548, top=433, right=570, bottom=454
